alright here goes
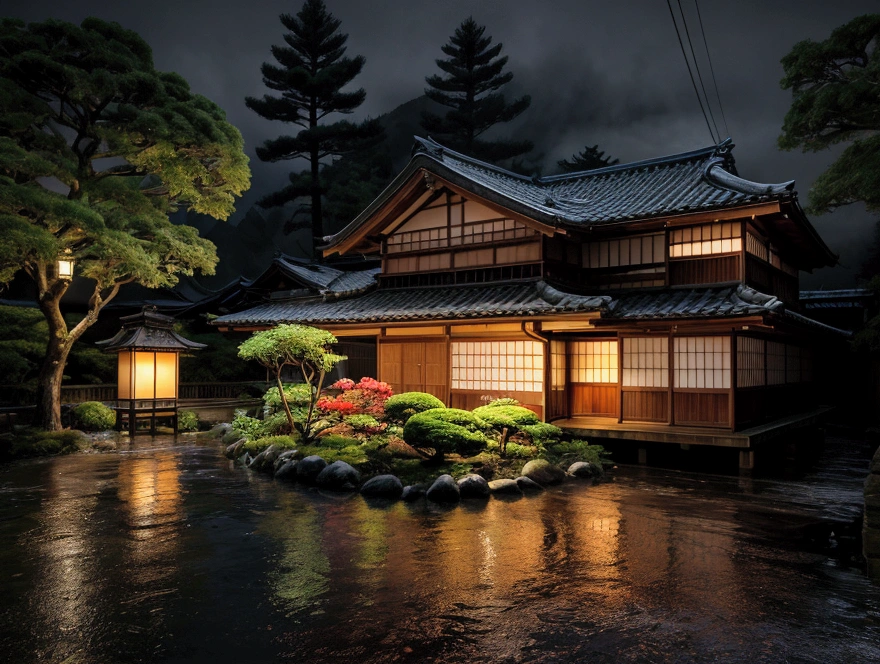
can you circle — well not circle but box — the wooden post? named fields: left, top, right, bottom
left=638, top=447, right=648, bottom=465
left=739, top=449, right=755, bottom=471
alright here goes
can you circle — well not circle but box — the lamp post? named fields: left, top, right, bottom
left=97, top=306, right=205, bottom=436
left=57, top=249, right=74, bottom=280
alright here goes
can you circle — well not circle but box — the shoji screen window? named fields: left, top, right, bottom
left=570, top=340, right=619, bottom=384
left=550, top=340, right=566, bottom=391
left=674, top=336, right=731, bottom=389
left=451, top=340, right=544, bottom=392
left=622, top=337, right=668, bottom=388
left=669, top=222, right=742, bottom=258
left=737, top=337, right=766, bottom=388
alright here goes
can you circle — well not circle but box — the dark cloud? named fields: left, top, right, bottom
left=4, top=0, right=877, bottom=286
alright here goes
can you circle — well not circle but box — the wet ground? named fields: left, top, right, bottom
left=0, top=432, right=878, bottom=663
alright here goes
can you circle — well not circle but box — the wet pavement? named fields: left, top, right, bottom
left=0, top=433, right=878, bottom=663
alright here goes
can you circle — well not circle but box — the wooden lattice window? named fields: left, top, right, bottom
left=669, top=222, right=742, bottom=258
left=569, top=340, right=619, bottom=384
left=622, top=337, right=668, bottom=388
left=737, top=336, right=766, bottom=388
left=767, top=341, right=786, bottom=385
left=674, top=336, right=731, bottom=389
left=451, top=340, right=544, bottom=392
left=550, top=340, right=566, bottom=392
left=746, top=232, right=768, bottom=261
left=583, top=234, right=665, bottom=268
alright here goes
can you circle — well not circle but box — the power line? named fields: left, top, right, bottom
left=694, top=0, right=730, bottom=139
left=676, top=0, right=721, bottom=142
left=665, top=0, right=717, bottom=143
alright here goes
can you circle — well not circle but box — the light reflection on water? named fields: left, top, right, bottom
left=0, top=435, right=878, bottom=663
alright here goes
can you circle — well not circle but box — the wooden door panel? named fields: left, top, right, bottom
left=379, top=343, right=403, bottom=391
left=424, top=342, right=447, bottom=399
left=402, top=343, right=424, bottom=392
left=570, top=384, right=618, bottom=417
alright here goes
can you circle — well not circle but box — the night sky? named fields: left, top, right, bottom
left=5, top=1, right=877, bottom=288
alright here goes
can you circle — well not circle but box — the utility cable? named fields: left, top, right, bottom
left=677, top=0, right=721, bottom=142
left=665, top=0, right=717, bottom=143
left=694, top=0, right=730, bottom=139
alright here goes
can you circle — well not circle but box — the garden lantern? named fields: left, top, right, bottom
left=57, top=249, right=74, bottom=280
left=97, top=306, right=205, bottom=435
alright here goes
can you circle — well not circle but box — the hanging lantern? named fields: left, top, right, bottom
left=97, top=306, right=205, bottom=436
left=57, top=248, right=75, bottom=280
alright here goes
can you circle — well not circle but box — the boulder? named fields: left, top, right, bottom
left=296, top=455, right=327, bottom=484
left=521, top=459, right=566, bottom=486
left=249, top=445, right=279, bottom=473
left=516, top=476, right=544, bottom=493
left=274, top=449, right=298, bottom=472
left=210, top=423, right=232, bottom=439
left=224, top=438, right=246, bottom=459
left=401, top=484, right=428, bottom=502
left=315, top=460, right=361, bottom=491
left=221, top=429, right=242, bottom=446
left=426, top=474, right=460, bottom=503
left=568, top=461, right=603, bottom=479
left=488, top=478, right=522, bottom=495
left=274, top=459, right=298, bottom=481
left=361, top=474, right=404, bottom=499
left=457, top=474, right=490, bottom=499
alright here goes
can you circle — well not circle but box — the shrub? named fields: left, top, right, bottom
left=72, top=401, right=116, bottom=431
left=403, top=407, right=487, bottom=460
left=178, top=410, right=199, bottom=432
left=4, top=429, right=88, bottom=459
left=232, top=412, right=264, bottom=441
left=483, top=397, right=520, bottom=407
left=241, top=435, right=299, bottom=455
left=263, top=383, right=312, bottom=409
left=505, top=442, right=539, bottom=458
left=521, top=422, right=564, bottom=447
left=343, top=413, right=385, bottom=435
left=317, top=434, right=362, bottom=449
left=320, top=377, right=393, bottom=416
left=384, top=392, right=445, bottom=423
left=472, top=404, right=541, bottom=455
left=545, top=439, right=607, bottom=465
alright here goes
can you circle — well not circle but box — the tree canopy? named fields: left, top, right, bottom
left=421, top=17, right=532, bottom=163
left=0, top=16, right=250, bottom=429
left=557, top=145, right=619, bottom=173
left=246, top=0, right=383, bottom=253
left=778, top=13, right=880, bottom=214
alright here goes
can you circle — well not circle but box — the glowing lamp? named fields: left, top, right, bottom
left=57, top=249, right=74, bottom=280
left=97, top=306, right=205, bottom=435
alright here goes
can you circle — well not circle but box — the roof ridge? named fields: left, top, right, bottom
left=414, top=136, right=536, bottom=182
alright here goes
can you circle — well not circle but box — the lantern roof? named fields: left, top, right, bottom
left=96, top=306, right=207, bottom=353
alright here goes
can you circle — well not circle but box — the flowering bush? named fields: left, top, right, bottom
left=317, top=377, right=392, bottom=417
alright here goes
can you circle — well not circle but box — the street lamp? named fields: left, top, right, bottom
left=57, top=249, right=74, bottom=280
left=97, top=306, right=206, bottom=436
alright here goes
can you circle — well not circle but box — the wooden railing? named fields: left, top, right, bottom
left=0, top=381, right=269, bottom=406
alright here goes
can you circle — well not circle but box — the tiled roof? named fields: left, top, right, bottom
left=251, top=254, right=380, bottom=297
left=212, top=281, right=611, bottom=327
left=606, top=284, right=783, bottom=320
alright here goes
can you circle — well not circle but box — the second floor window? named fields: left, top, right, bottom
left=669, top=222, right=741, bottom=258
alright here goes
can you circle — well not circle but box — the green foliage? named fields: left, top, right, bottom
left=384, top=392, right=445, bottom=423
left=403, top=407, right=487, bottom=460
left=472, top=404, right=540, bottom=429
left=232, top=412, right=265, bottom=441
left=343, top=414, right=383, bottom=434
left=521, top=422, right=564, bottom=446
left=263, top=383, right=312, bottom=409
left=557, top=145, right=619, bottom=173
left=422, top=17, right=532, bottom=163
left=778, top=14, right=880, bottom=214
left=504, top=442, right=539, bottom=459
left=296, top=443, right=369, bottom=467
left=483, top=397, right=520, bottom=407
left=246, top=0, right=384, bottom=251
left=316, top=434, right=362, bottom=449
left=2, top=428, right=88, bottom=460
left=241, top=435, right=299, bottom=455
left=71, top=401, right=116, bottom=431
left=545, top=439, right=608, bottom=466
left=177, top=410, right=199, bottom=432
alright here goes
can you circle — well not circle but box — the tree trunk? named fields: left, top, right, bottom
left=275, top=369, right=296, bottom=433
left=34, top=339, right=69, bottom=431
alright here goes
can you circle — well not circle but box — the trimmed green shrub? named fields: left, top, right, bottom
left=403, top=407, right=487, bottom=460
left=472, top=404, right=540, bottom=429
left=384, top=392, right=445, bottom=423
left=343, top=413, right=383, bottom=435
left=504, top=442, right=539, bottom=459
left=178, top=410, right=199, bottom=432
left=483, top=397, right=520, bottom=407
left=241, top=435, right=299, bottom=455
left=521, top=422, right=564, bottom=446
left=545, top=439, right=607, bottom=465
left=262, top=383, right=311, bottom=409
left=4, top=429, right=88, bottom=459
left=72, top=401, right=116, bottom=431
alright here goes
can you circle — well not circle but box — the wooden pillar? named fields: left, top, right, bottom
left=739, top=449, right=755, bottom=471
left=638, top=447, right=648, bottom=465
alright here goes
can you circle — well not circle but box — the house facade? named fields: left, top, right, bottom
left=213, top=137, right=844, bottom=433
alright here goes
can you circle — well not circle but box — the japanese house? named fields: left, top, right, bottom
left=213, top=137, right=846, bottom=465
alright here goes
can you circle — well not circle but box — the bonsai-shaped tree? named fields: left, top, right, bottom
left=402, top=407, right=487, bottom=462
left=238, top=324, right=345, bottom=442
left=473, top=401, right=540, bottom=456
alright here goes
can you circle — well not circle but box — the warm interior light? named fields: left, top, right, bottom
left=57, top=251, right=74, bottom=279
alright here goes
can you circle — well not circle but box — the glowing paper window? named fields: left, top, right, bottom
left=669, top=222, right=742, bottom=258
left=622, top=337, right=668, bottom=388
left=451, top=340, right=544, bottom=393
left=550, top=340, right=566, bottom=392
left=674, top=336, right=731, bottom=389
left=737, top=337, right=766, bottom=388
left=570, top=340, right=618, bottom=383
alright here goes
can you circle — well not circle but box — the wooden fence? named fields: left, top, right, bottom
left=0, top=381, right=269, bottom=406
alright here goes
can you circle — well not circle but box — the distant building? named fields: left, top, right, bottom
left=214, top=137, right=847, bottom=445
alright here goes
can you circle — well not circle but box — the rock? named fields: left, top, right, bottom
left=296, top=455, right=327, bottom=484
left=225, top=438, right=246, bottom=459
left=274, top=449, right=298, bottom=471
left=361, top=474, right=404, bottom=499
left=488, top=478, right=522, bottom=495
left=516, top=476, right=544, bottom=492
left=521, top=459, right=566, bottom=486
left=426, top=474, right=460, bottom=503
left=315, top=461, right=361, bottom=491
left=249, top=445, right=280, bottom=473
left=274, top=459, right=298, bottom=480
left=457, top=474, right=490, bottom=499
left=401, top=484, right=427, bottom=502
left=210, top=423, right=232, bottom=439
left=568, top=461, right=603, bottom=478
left=221, top=429, right=242, bottom=446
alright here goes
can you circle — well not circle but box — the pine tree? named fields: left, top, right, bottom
left=422, top=17, right=532, bottom=163
left=557, top=145, right=619, bottom=173
left=246, top=0, right=383, bottom=254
